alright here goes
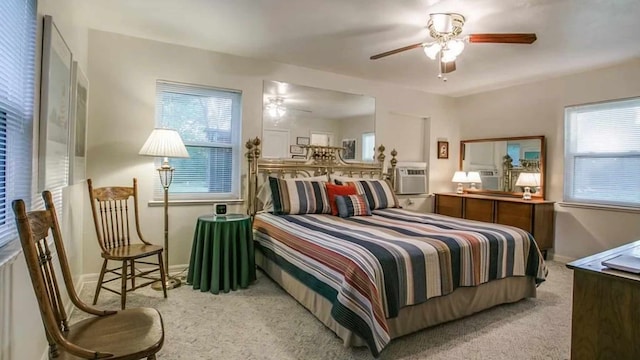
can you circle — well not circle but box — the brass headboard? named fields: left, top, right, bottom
left=245, top=137, right=397, bottom=216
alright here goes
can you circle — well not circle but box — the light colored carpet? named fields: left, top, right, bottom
left=73, top=261, right=572, bottom=359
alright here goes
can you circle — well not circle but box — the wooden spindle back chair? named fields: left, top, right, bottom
left=12, top=191, right=164, bottom=359
left=88, top=178, right=167, bottom=309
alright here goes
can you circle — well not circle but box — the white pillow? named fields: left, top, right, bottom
left=257, top=174, right=328, bottom=212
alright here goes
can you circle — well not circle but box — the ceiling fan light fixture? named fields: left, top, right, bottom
left=423, top=43, right=441, bottom=60
left=428, top=13, right=465, bottom=38
left=446, top=39, right=465, bottom=57
left=441, top=51, right=457, bottom=63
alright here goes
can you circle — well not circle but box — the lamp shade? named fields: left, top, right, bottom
left=466, top=171, right=482, bottom=184
left=451, top=171, right=468, bottom=183
left=515, top=172, right=540, bottom=187
left=139, top=128, right=189, bottom=158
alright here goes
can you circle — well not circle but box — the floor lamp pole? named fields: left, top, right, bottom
left=152, top=162, right=181, bottom=290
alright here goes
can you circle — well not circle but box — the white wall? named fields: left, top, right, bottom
left=455, top=59, right=640, bottom=261
left=84, top=29, right=458, bottom=274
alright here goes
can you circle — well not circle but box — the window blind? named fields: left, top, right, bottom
left=564, top=98, right=640, bottom=208
left=0, top=0, right=36, bottom=247
left=155, top=81, right=242, bottom=200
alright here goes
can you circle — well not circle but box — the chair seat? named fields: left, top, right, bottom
left=57, top=308, right=164, bottom=360
left=103, top=244, right=163, bottom=260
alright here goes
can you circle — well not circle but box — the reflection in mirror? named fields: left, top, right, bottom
left=461, top=136, right=545, bottom=198
left=262, top=80, right=375, bottom=161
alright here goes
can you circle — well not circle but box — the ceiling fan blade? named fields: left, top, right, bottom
left=468, top=33, right=537, bottom=44
left=440, top=61, right=456, bottom=74
left=370, top=42, right=424, bottom=60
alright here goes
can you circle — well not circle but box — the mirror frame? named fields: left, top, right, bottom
left=459, top=135, right=546, bottom=199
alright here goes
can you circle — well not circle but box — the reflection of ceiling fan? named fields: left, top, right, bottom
left=265, top=96, right=312, bottom=118
left=370, top=13, right=537, bottom=81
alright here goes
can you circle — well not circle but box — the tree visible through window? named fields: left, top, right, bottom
left=155, top=82, right=242, bottom=200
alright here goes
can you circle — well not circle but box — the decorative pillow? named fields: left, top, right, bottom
left=325, top=183, right=358, bottom=216
left=268, top=177, right=331, bottom=215
left=258, top=175, right=328, bottom=213
left=334, top=179, right=400, bottom=210
left=335, top=194, right=372, bottom=218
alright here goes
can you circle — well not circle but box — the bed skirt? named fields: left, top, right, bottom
left=256, top=250, right=537, bottom=349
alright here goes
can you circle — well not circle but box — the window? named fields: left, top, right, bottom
left=362, top=132, right=375, bottom=161
left=0, top=0, right=36, bottom=247
left=507, top=143, right=521, bottom=166
left=564, top=98, right=640, bottom=208
left=155, top=81, right=242, bottom=200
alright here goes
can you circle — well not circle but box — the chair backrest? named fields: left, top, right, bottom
left=88, top=178, right=145, bottom=251
left=12, top=191, right=80, bottom=356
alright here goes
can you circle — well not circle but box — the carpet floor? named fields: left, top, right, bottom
left=73, top=261, right=572, bottom=360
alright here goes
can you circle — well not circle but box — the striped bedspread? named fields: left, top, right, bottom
left=253, top=208, right=547, bottom=356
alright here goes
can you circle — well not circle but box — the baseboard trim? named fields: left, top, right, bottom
left=549, top=253, right=576, bottom=264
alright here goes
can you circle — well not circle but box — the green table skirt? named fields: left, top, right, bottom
left=187, top=216, right=256, bottom=294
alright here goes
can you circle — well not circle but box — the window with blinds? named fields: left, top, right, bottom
left=155, top=81, right=242, bottom=200
left=0, top=0, right=36, bottom=248
left=564, top=98, right=640, bottom=208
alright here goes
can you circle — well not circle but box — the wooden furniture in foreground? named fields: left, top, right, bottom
left=566, top=241, right=640, bottom=359
left=88, top=178, right=167, bottom=309
left=434, top=192, right=555, bottom=256
left=12, top=191, right=164, bottom=360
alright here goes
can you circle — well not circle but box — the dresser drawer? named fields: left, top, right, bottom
left=496, top=202, right=533, bottom=233
left=464, top=198, right=494, bottom=223
left=435, top=195, right=463, bottom=218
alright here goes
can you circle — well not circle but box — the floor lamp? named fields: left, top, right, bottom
left=139, top=128, right=189, bottom=290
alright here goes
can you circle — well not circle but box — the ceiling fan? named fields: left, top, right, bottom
left=370, top=13, right=537, bottom=81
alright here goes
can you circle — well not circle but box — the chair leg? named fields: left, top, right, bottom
left=121, top=260, right=128, bottom=310
left=93, top=259, right=108, bottom=305
left=157, top=252, right=168, bottom=298
left=147, top=355, right=156, bottom=360
left=130, top=259, right=135, bottom=289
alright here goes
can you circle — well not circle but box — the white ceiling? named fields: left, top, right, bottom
left=77, top=0, right=640, bottom=96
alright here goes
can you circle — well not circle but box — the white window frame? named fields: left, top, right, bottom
left=154, top=81, right=242, bottom=201
left=563, top=97, right=640, bottom=209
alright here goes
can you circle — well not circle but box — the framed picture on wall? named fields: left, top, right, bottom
left=437, top=141, right=449, bottom=159
left=68, top=61, right=89, bottom=185
left=290, top=144, right=304, bottom=154
left=38, top=15, right=73, bottom=191
left=342, top=138, right=356, bottom=160
left=296, top=136, right=310, bottom=145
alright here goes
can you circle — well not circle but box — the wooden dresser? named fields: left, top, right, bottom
left=434, top=192, right=555, bottom=254
left=566, top=241, right=640, bottom=359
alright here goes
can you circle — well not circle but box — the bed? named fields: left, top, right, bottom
left=245, top=139, right=547, bottom=357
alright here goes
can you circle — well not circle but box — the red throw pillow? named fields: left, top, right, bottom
left=325, top=183, right=357, bottom=216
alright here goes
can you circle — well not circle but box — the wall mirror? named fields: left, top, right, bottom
left=262, top=80, right=375, bottom=161
left=460, top=135, right=546, bottom=198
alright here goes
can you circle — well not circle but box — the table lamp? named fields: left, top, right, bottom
left=466, top=171, right=482, bottom=190
left=451, top=171, right=468, bottom=194
left=515, top=172, right=540, bottom=200
left=139, top=128, right=189, bottom=289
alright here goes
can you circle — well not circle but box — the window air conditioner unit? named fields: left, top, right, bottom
left=395, top=162, right=428, bottom=195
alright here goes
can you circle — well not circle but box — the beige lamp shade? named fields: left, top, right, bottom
left=139, top=128, right=189, bottom=158
left=451, top=171, right=468, bottom=183
left=515, top=172, right=540, bottom=187
left=466, top=171, right=482, bottom=184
